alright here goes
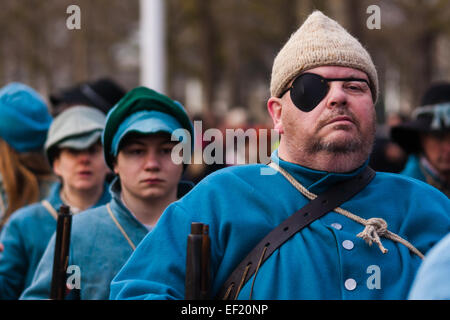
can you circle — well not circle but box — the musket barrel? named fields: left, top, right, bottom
left=200, top=224, right=211, bottom=299
left=185, top=222, right=204, bottom=299
left=50, top=204, right=72, bottom=300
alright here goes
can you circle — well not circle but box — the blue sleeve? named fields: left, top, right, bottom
left=0, top=218, right=28, bottom=299
left=109, top=167, right=277, bottom=300
left=408, top=233, right=450, bottom=300
left=20, top=234, right=56, bottom=300
left=110, top=203, right=196, bottom=300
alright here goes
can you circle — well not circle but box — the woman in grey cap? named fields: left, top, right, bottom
left=0, top=106, right=111, bottom=300
left=44, top=106, right=111, bottom=212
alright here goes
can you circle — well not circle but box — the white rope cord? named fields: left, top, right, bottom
left=269, top=162, right=424, bottom=259
left=106, top=203, right=136, bottom=251
left=41, top=200, right=58, bottom=220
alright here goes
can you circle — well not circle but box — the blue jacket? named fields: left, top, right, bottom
left=408, top=232, right=450, bottom=299
left=20, top=178, right=193, bottom=300
left=0, top=182, right=110, bottom=299
left=110, top=151, right=450, bottom=300
left=401, top=155, right=426, bottom=182
left=400, top=155, right=449, bottom=198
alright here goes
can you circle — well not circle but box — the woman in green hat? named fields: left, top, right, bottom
left=21, top=87, right=194, bottom=300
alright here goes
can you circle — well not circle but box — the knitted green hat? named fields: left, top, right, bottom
left=270, top=11, right=379, bottom=103
left=102, top=86, right=194, bottom=169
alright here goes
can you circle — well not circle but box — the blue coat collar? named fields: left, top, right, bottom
left=271, top=150, right=369, bottom=194
left=46, top=181, right=110, bottom=212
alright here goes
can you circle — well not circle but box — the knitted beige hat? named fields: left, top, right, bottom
left=270, top=11, right=378, bottom=103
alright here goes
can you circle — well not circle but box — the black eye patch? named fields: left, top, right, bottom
left=280, top=73, right=369, bottom=112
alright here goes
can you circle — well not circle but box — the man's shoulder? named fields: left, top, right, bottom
left=171, top=164, right=272, bottom=215
left=197, top=163, right=271, bottom=186
left=373, top=171, right=449, bottom=203
left=179, top=163, right=271, bottom=201
left=376, top=170, right=439, bottom=189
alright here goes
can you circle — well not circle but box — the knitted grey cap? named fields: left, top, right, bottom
left=44, top=106, right=106, bottom=165
left=270, top=11, right=379, bottom=103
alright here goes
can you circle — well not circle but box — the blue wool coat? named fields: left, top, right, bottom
left=20, top=178, right=193, bottom=300
left=400, top=155, right=426, bottom=182
left=110, top=151, right=450, bottom=300
left=19, top=179, right=147, bottom=300
left=0, top=182, right=110, bottom=300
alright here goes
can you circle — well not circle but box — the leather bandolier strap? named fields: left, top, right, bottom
left=216, top=166, right=375, bottom=300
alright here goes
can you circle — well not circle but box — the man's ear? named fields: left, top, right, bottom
left=267, top=97, right=284, bottom=134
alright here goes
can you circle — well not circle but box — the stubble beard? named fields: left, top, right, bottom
left=307, top=124, right=368, bottom=154
left=285, top=111, right=376, bottom=173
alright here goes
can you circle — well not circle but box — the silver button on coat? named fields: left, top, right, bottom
left=342, top=240, right=354, bottom=250
left=345, top=278, right=357, bottom=291
left=331, top=223, right=342, bottom=230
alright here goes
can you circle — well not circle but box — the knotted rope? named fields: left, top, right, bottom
left=269, top=162, right=424, bottom=259
left=356, top=218, right=388, bottom=253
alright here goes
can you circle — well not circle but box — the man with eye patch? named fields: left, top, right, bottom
left=110, top=11, right=449, bottom=300
left=269, top=67, right=376, bottom=173
left=20, top=87, right=194, bottom=299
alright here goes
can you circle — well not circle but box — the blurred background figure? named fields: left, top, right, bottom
left=43, top=106, right=111, bottom=213
left=222, top=107, right=251, bottom=166
left=369, top=112, right=408, bottom=173
left=49, top=78, right=126, bottom=116
left=0, top=83, right=54, bottom=229
left=0, top=106, right=111, bottom=300
left=182, top=113, right=226, bottom=184
left=220, top=107, right=275, bottom=167
left=391, top=82, right=450, bottom=197
left=181, top=106, right=276, bottom=184
left=49, top=77, right=126, bottom=184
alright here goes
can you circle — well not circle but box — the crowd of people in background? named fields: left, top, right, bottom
left=0, top=10, right=449, bottom=301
